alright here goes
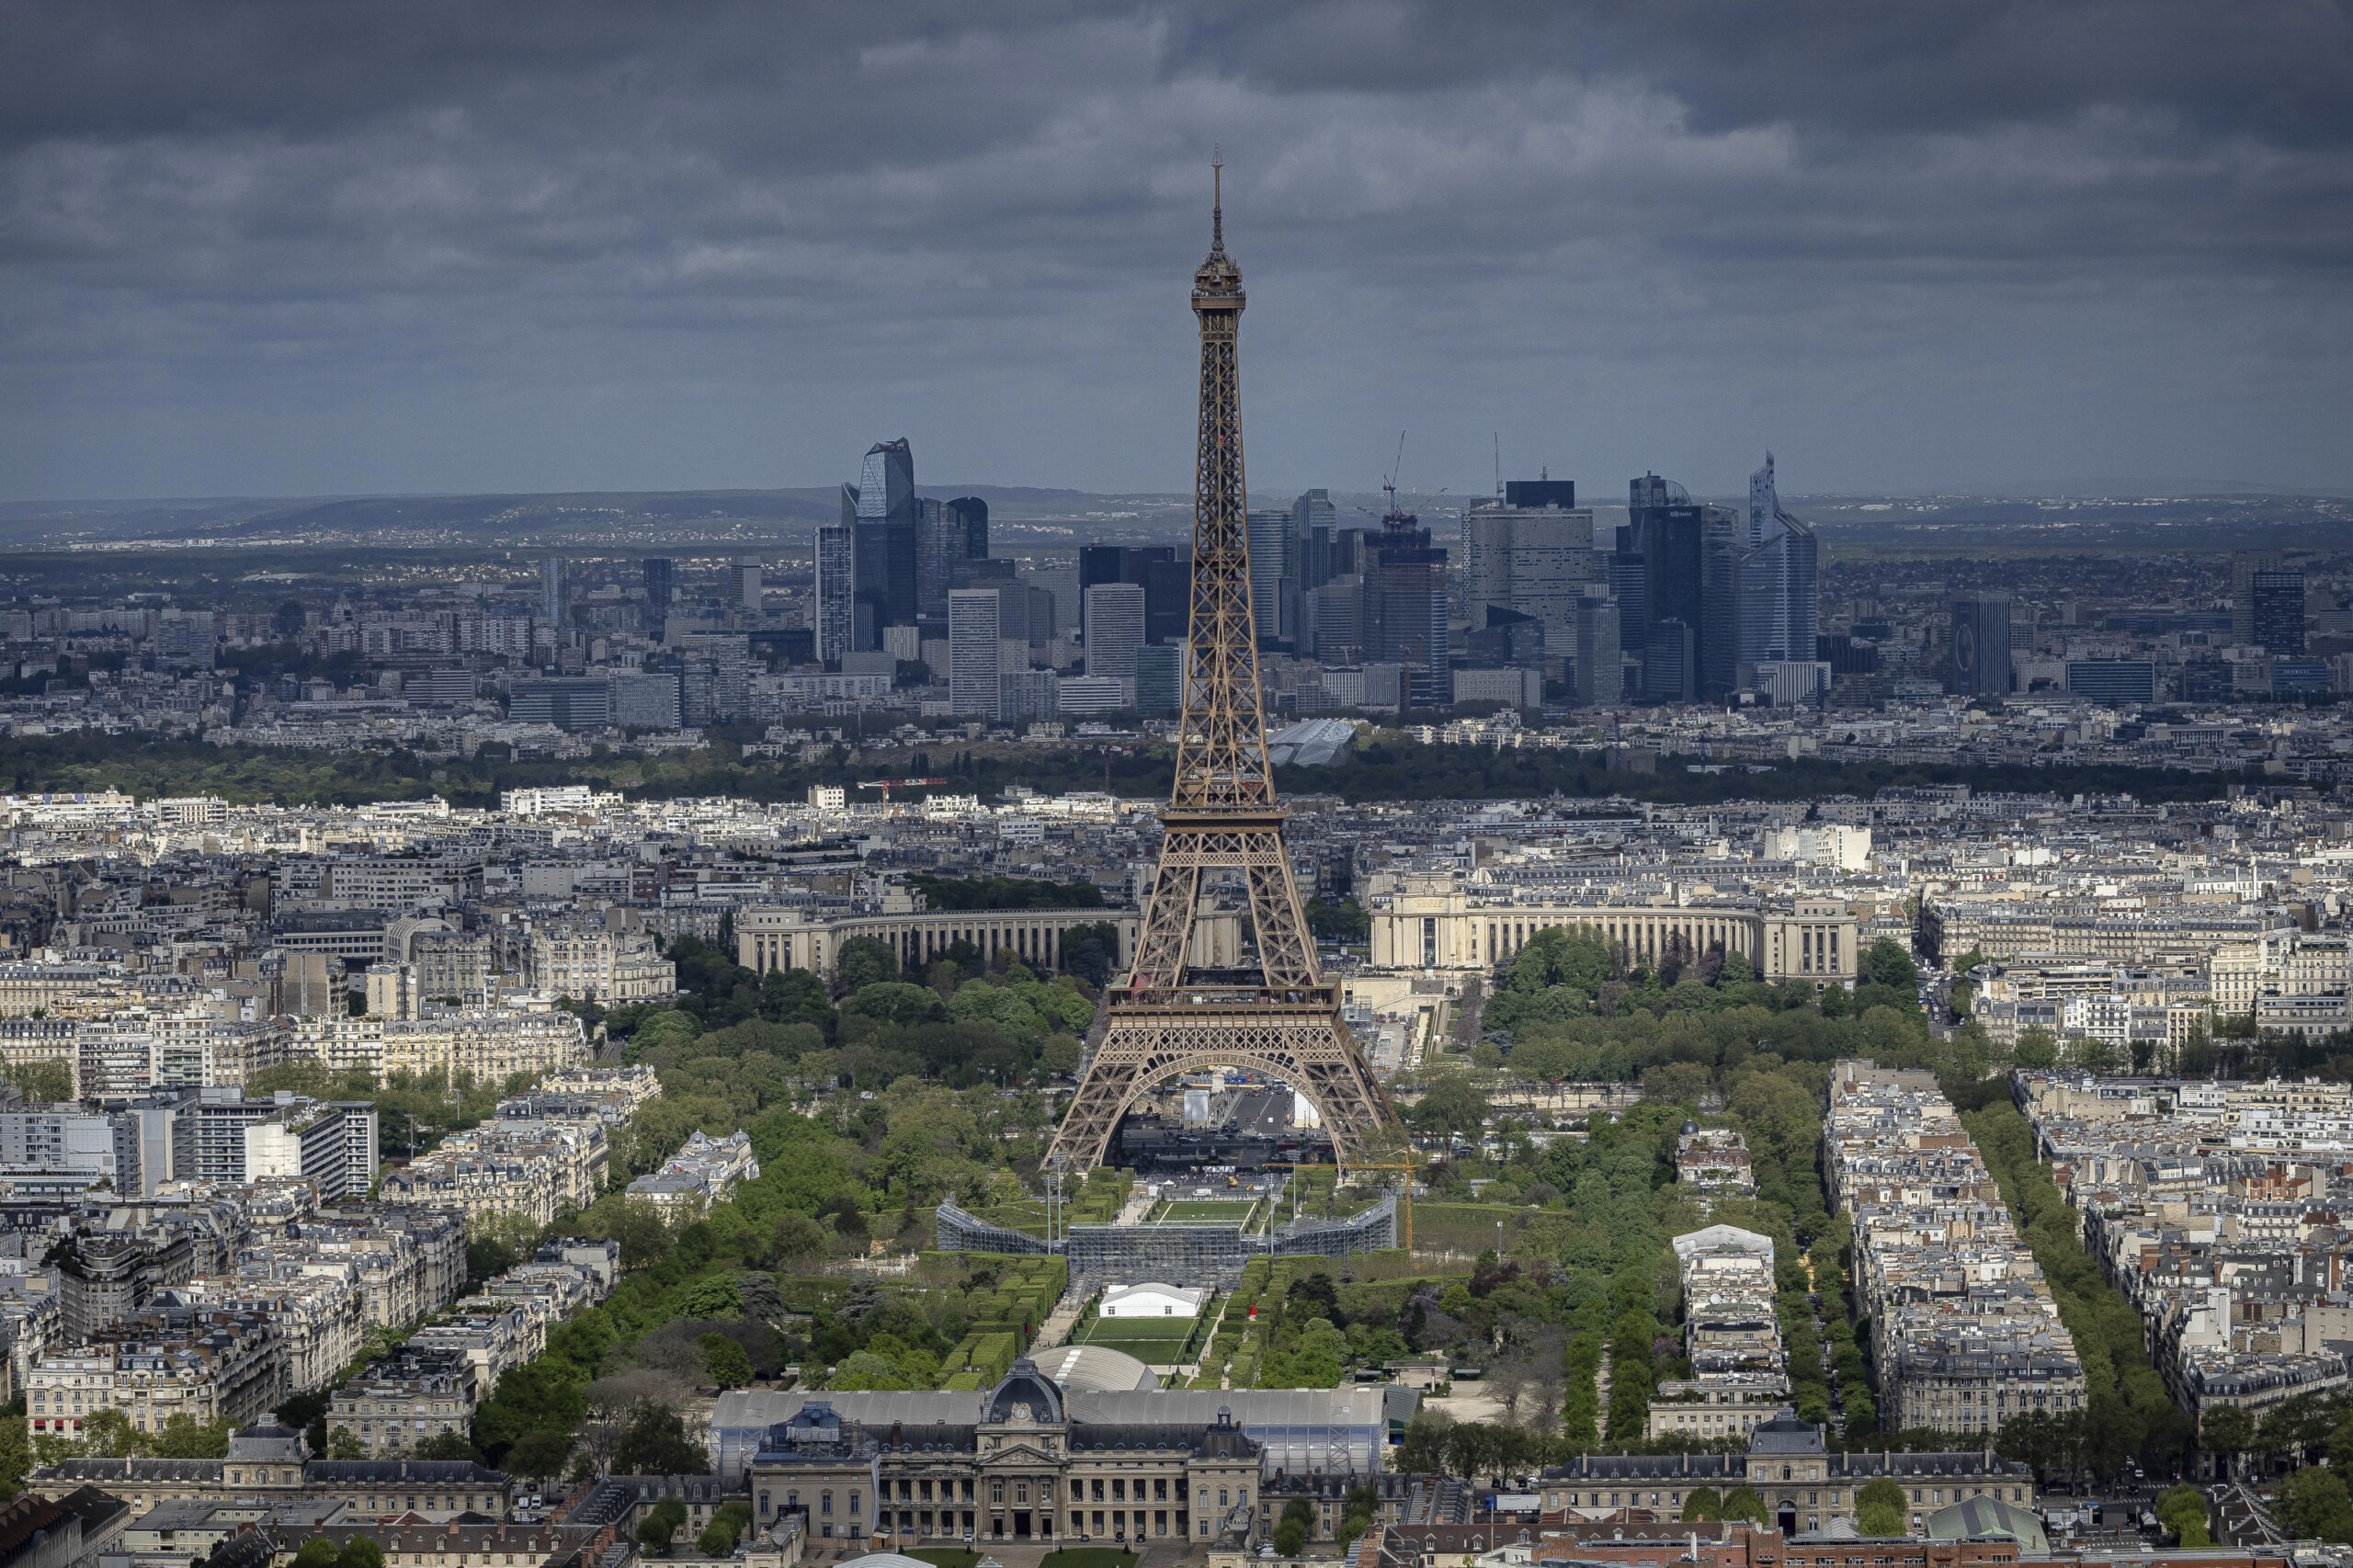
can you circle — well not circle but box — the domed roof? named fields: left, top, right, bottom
left=983, top=1358, right=1067, bottom=1425
left=1029, top=1342, right=1159, bottom=1393
left=844, top=1555, right=937, bottom=1568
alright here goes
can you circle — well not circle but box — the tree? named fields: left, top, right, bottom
left=505, top=1429, right=574, bottom=1480
left=337, top=1540, right=386, bottom=1568
left=1680, top=1488, right=1722, bottom=1522
left=833, top=937, right=899, bottom=996
left=414, top=1430, right=480, bottom=1461
left=2013, top=1026, right=2060, bottom=1070
left=1856, top=1477, right=1907, bottom=1537
left=771, top=1210, right=828, bottom=1262
left=1411, top=1074, right=1488, bottom=1143
left=1273, top=1519, right=1309, bottom=1554
left=1718, top=1487, right=1768, bottom=1526
left=638, top=1498, right=688, bottom=1556
left=697, top=1500, right=754, bottom=1555
left=2279, top=1466, right=2353, bottom=1543
left=292, top=1541, right=339, bottom=1568
left=326, top=1426, right=366, bottom=1460
left=2155, top=1484, right=2212, bottom=1547
left=2201, top=1405, right=2255, bottom=1473
left=699, top=1333, right=754, bottom=1390
left=612, top=1402, right=710, bottom=1477
left=1861, top=938, right=1920, bottom=993
left=1, top=1060, right=73, bottom=1104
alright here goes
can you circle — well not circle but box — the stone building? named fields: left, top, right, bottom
left=746, top=1361, right=1272, bottom=1548
left=1540, top=1413, right=2035, bottom=1540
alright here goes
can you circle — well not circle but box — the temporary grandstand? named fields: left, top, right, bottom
left=937, top=1196, right=1396, bottom=1288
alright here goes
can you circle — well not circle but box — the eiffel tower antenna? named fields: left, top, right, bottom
left=1050, top=161, right=1399, bottom=1173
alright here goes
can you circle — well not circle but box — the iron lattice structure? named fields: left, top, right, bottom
left=1050, top=166, right=1397, bottom=1172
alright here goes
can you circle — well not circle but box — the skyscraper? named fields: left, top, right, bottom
left=1245, top=507, right=1290, bottom=647
left=1364, top=506, right=1449, bottom=709
left=540, top=558, right=565, bottom=629
left=850, top=437, right=918, bottom=633
left=814, top=525, right=856, bottom=668
left=1740, top=454, right=1819, bottom=666
left=946, top=496, right=989, bottom=562
left=1949, top=595, right=2013, bottom=699
left=1571, top=587, right=1621, bottom=706
left=1290, top=488, right=1336, bottom=593
left=1631, top=475, right=1702, bottom=685
left=1700, top=456, right=1818, bottom=697
left=1461, top=480, right=1594, bottom=639
left=2231, top=548, right=2282, bottom=643
left=1084, top=582, right=1146, bottom=690
left=2249, top=569, right=2306, bottom=655
left=641, top=557, right=674, bottom=642
left=947, top=587, right=1003, bottom=720
left=733, top=560, right=763, bottom=612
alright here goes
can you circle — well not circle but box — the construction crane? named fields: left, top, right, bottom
left=854, top=777, right=948, bottom=803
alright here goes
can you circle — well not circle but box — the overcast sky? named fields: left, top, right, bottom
left=6, top=0, right=2351, bottom=503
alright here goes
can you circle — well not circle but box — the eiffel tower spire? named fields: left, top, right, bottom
left=1049, top=165, right=1397, bottom=1172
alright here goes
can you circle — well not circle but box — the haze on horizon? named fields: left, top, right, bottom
left=4, top=1, right=2350, bottom=506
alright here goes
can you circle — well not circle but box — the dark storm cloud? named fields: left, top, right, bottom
left=3, top=0, right=2350, bottom=500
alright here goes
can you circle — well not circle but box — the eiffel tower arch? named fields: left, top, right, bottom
left=1050, top=165, right=1400, bottom=1173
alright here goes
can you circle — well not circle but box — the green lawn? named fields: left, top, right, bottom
left=1149, top=1199, right=1258, bottom=1225
left=1040, top=1550, right=1136, bottom=1568
left=909, top=1552, right=980, bottom=1568
left=1075, top=1297, right=1211, bottom=1363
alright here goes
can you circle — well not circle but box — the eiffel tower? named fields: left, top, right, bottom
left=1050, top=163, right=1398, bottom=1171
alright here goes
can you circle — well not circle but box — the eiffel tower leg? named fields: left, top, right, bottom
left=1129, top=858, right=1201, bottom=990
left=1049, top=1000, right=1397, bottom=1172
left=1240, top=828, right=1316, bottom=988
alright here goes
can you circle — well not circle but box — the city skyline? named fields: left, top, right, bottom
left=5, top=3, right=2351, bottom=503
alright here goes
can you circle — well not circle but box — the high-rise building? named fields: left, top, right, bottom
left=915, top=497, right=957, bottom=623
left=1949, top=595, right=2013, bottom=698
left=1608, top=526, right=1647, bottom=652
left=1739, top=454, right=1820, bottom=667
left=1699, top=456, right=1819, bottom=698
left=946, top=496, right=989, bottom=562
left=540, top=558, right=565, bottom=628
left=1291, top=488, right=1337, bottom=592
left=1571, top=588, right=1621, bottom=706
left=814, top=524, right=856, bottom=668
left=1631, top=475, right=1703, bottom=677
left=1245, top=507, right=1290, bottom=647
left=1143, top=554, right=1190, bottom=644
left=948, top=587, right=1004, bottom=720
left=1133, top=642, right=1184, bottom=715
left=1303, top=574, right=1364, bottom=664
left=733, top=560, right=763, bottom=612
left=1364, top=509, right=1449, bottom=709
left=850, top=437, right=918, bottom=632
left=1461, top=482, right=1594, bottom=638
left=1084, top=583, right=1146, bottom=689
left=2249, top=569, right=2306, bottom=655
left=1643, top=619, right=1697, bottom=702
left=642, top=557, right=674, bottom=641
left=2231, top=548, right=2282, bottom=643
left=1079, top=546, right=1180, bottom=641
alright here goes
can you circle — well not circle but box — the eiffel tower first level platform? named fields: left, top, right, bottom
left=1047, top=162, right=1399, bottom=1173
left=1052, top=989, right=1394, bottom=1172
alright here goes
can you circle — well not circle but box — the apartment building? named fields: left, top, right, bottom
left=1825, top=1062, right=2086, bottom=1436
left=26, top=1309, right=281, bottom=1440
left=328, top=1346, right=475, bottom=1457
left=1649, top=1224, right=1788, bottom=1443
left=625, top=1129, right=759, bottom=1214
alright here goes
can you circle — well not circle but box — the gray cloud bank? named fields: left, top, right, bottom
left=4, top=0, right=2350, bottom=502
